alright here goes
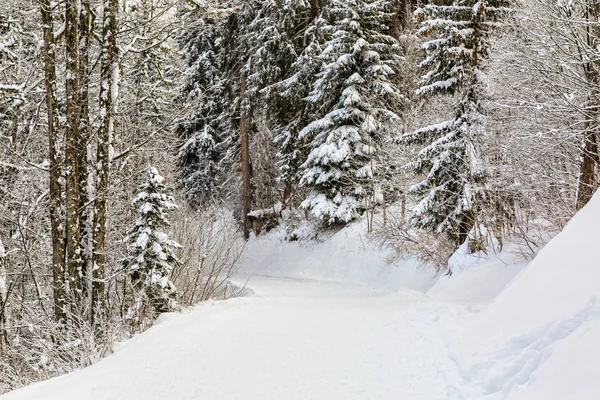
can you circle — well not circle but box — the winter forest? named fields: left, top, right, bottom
left=1, top=0, right=600, bottom=397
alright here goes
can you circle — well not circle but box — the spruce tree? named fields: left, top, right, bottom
left=298, top=0, right=403, bottom=224
left=244, top=0, right=305, bottom=99
left=400, top=0, right=508, bottom=246
left=124, top=168, right=181, bottom=318
left=271, top=14, right=328, bottom=204
left=235, top=0, right=314, bottom=206
left=176, top=14, right=239, bottom=208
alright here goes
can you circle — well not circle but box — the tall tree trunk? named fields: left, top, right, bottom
left=576, top=0, right=600, bottom=210
left=282, top=184, right=292, bottom=207
left=458, top=209, right=477, bottom=251
left=92, top=0, right=119, bottom=320
left=79, top=0, right=93, bottom=305
left=40, top=0, right=66, bottom=322
left=65, top=0, right=83, bottom=304
left=309, top=0, right=321, bottom=18
left=240, top=75, right=252, bottom=240
left=392, top=0, right=411, bottom=37
left=310, top=0, right=323, bottom=19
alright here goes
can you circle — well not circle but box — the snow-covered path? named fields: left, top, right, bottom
left=6, top=196, right=600, bottom=400
left=2, top=274, right=469, bottom=400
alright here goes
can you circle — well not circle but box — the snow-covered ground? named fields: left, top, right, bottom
left=4, top=194, right=600, bottom=399
left=0, top=277, right=470, bottom=399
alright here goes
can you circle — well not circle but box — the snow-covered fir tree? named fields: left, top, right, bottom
left=176, top=13, right=239, bottom=208
left=123, top=168, right=181, bottom=318
left=298, top=0, right=404, bottom=224
left=400, top=0, right=508, bottom=246
left=244, top=0, right=306, bottom=100
left=270, top=14, right=327, bottom=204
left=237, top=0, right=326, bottom=205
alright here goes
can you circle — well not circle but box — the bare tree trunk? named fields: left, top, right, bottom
left=92, top=0, right=119, bottom=321
left=65, top=0, right=83, bottom=304
left=282, top=184, right=292, bottom=208
left=401, top=191, right=406, bottom=223
left=460, top=209, right=477, bottom=251
left=240, top=75, right=252, bottom=240
left=309, top=0, right=321, bottom=18
left=0, top=239, right=7, bottom=348
left=381, top=158, right=387, bottom=226
left=79, top=0, right=93, bottom=306
left=391, top=0, right=411, bottom=38
left=576, top=0, right=600, bottom=210
left=40, top=0, right=66, bottom=322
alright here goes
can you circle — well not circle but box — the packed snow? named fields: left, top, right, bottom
left=4, top=193, right=600, bottom=399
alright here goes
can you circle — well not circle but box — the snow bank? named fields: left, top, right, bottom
left=428, top=240, right=529, bottom=304
left=455, top=191, right=600, bottom=399
left=241, top=216, right=533, bottom=306
left=240, top=218, right=438, bottom=293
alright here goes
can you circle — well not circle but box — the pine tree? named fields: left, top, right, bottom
left=298, top=0, right=404, bottom=224
left=124, top=168, right=181, bottom=318
left=400, top=0, right=508, bottom=246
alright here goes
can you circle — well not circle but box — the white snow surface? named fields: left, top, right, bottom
left=454, top=190, right=600, bottom=400
left=4, top=196, right=600, bottom=399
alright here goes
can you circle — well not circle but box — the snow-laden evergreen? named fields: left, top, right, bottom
left=176, top=14, right=238, bottom=208
left=298, top=0, right=403, bottom=224
left=400, top=0, right=508, bottom=245
left=123, top=168, right=181, bottom=318
left=239, top=0, right=315, bottom=201
left=244, top=0, right=307, bottom=99
left=271, top=14, right=327, bottom=201
left=224, top=0, right=321, bottom=206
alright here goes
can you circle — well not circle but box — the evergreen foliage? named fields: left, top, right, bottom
left=176, top=14, right=239, bottom=208
left=237, top=0, right=317, bottom=205
left=271, top=14, right=328, bottom=200
left=400, top=0, right=508, bottom=245
left=124, top=168, right=181, bottom=317
left=298, top=0, right=404, bottom=223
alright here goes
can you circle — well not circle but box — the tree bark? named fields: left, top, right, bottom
left=79, top=0, right=93, bottom=305
left=309, top=0, right=321, bottom=18
left=392, top=0, right=412, bottom=36
left=282, top=184, right=292, bottom=208
left=40, top=0, right=67, bottom=322
left=576, top=0, right=600, bottom=210
left=65, top=0, right=83, bottom=304
left=240, top=75, right=252, bottom=240
left=459, top=209, right=477, bottom=251
left=92, top=0, right=119, bottom=321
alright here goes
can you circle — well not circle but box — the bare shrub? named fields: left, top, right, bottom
left=0, top=299, right=125, bottom=393
left=374, top=210, right=455, bottom=274
left=171, top=207, right=245, bottom=306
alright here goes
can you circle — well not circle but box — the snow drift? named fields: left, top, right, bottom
left=241, top=217, right=438, bottom=293
left=456, top=191, right=600, bottom=399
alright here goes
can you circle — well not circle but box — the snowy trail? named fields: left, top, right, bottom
left=2, top=273, right=469, bottom=400
left=6, top=194, right=600, bottom=400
